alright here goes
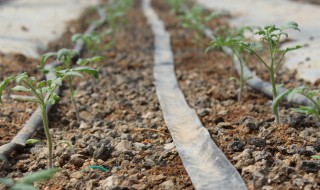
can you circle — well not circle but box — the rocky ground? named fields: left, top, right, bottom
left=1, top=0, right=320, bottom=190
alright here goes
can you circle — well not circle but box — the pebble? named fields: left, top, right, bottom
left=93, top=141, right=112, bottom=161
left=115, top=140, right=132, bottom=152
left=160, top=180, right=175, bottom=189
left=248, top=137, right=267, bottom=147
left=217, top=122, right=233, bottom=129
left=99, top=176, right=120, bottom=189
left=313, top=138, right=320, bottom=152
left=243, top=118, right=258, bottom=132
left=227, top=140, right=245, bottom=152
left=70, top=171, right=84, bottom=179
left=164, top=143, right=175, bottom=151
left=69, top=154, right=86, bottom=167
left=299, top=160, right=320, bottom=173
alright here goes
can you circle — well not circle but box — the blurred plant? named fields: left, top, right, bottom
left=0, top=168, right=58, bottom=190
left=166, top=0, right=190, bottom=14
left=234, top=22, right=301, bottom=123
left=71, top=31, right=113, bottom=56
left=207, top=26, right=254, bottom=103
left=287, top=86, right=320, bottom=121
left=41, top=49, right=100, bottom=124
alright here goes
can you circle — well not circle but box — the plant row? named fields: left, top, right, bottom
left=0, top=0, right=133, bottom=189
left=166, top=0, right=320, bottom=124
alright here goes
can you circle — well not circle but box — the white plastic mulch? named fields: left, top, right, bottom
left=0, top=0, right=97, bottom=58
left=197, top=0, right=320, bottom=83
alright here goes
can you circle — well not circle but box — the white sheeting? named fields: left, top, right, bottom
left=197, top=0, right=320, bottom=83
left=0, top=0, right=98, bottom=57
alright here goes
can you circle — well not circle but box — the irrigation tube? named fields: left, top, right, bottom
left=142, top=0, right=247, bottom=189
left=0, top=6, right=107, bottom=158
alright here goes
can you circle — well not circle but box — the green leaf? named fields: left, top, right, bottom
left=10, top=183, right=38, bottom=190
left=41, top=52, right=57, bottom=66
left=25, top=139, right=40, bottom=145
left=71, top=33, right=82, bottom=43
left=0, top=178, right=14, bottom=186
left=16, top=73, right=28, bottom=83
left=0, top=75, right=15, bottom=104
left=37, top=81, right=45, bottom=89
left=311, top=155, right=320, bottom=160
left=17, top=168, right=58, bottom=185
left=272, top=89, right=292, bottom=115
left=12, top=86, right=31, bottom=93
left=73, top=66, right=99, bottom=79
left=51, top=78, right=63, bottom=87
left=280, top=21, right=300, bottom=32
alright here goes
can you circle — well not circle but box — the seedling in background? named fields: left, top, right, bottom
left=41, top=49, right=100, bottom=124
left=237, top=22, right=302, bottom=123
left=166, top=0, right=190, bottom=14
left=287, top=86, right=320, bottom=121
left=0, top=168, right=58, bottom=190
left=207, top=27, right=254, bottom=103
left=180, top=6, right=229, bottom=46
left=105, top=0, right=134, bottom=39
left=72, top=31, right=113, bottom=56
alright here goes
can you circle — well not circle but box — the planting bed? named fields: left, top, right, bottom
left=0, top=0, right=320, bottom=189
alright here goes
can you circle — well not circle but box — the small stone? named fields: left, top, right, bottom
left=299, top=160, right=320, bottom=173
left=248, top=137, right=267, bottom=147
left=253, top=150, right=274, bottom=166
left=154, top=174, right=166, bottom=181
left=133, top=142, right=146, bottom=151
left=93, top=141, right=112, bottom=161
left=164, top=143, right=175, bottom=151
left=217, top=122, right=233, bottom=129
left=80, top=111, right=90, bottom=120
left=227, top=140, right=245, bottom=152
left=243, top=119, right=258, bottom=132
left=298, top=146, right=317, bottom=156
left=160, top=180, right=174, bottom=190
left=314, top=138, right=320, bottom=152
left=99, top=176, right=120, bottom=189
left=132, top=184, right=147, bottom=190
left=115, top=140, right=132, bottom=152
left=69, top=154, right=85, bottom=167
left=79, top=122, right=90, bottom=129
left=70, top=171, right=84, bottom=179
left=234, top=149, right=253, bottom=161
left=252, top=171, right=267, bottom=188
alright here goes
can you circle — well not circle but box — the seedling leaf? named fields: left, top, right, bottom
left=12, top=86, right=31, bottom=93
left=26, top=139, right=40, bottom=145
left=0, top=75, right=15, bottom=104
left=17, top=168, right=58, bottom=185
left=41, top=52, right=57, bottom=66
left=311, top=155, right=320, bottom=160
left=10, top=184, right=38, bottom=190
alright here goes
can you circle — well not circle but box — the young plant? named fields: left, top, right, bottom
left=41, top=49, right=100, bottom=123
left=207, top=27, right=253, bottom=103
left=166, top=0, right=190, bottom=14
left=0, top=168, right=58, bottom=190
left=287, top=86, right=320, bottom=121
left=71, top=31, right=113, bottom=56
left=238, top=22, right=302, bottom=123
left=0, top=73, right=61, bottom=168
left=105, top=0, right=133, bottom=39
left=180, top=6, right=228, bottom=46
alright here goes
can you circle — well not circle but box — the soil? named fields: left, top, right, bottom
left=1, top=0, right=320, bottom=190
